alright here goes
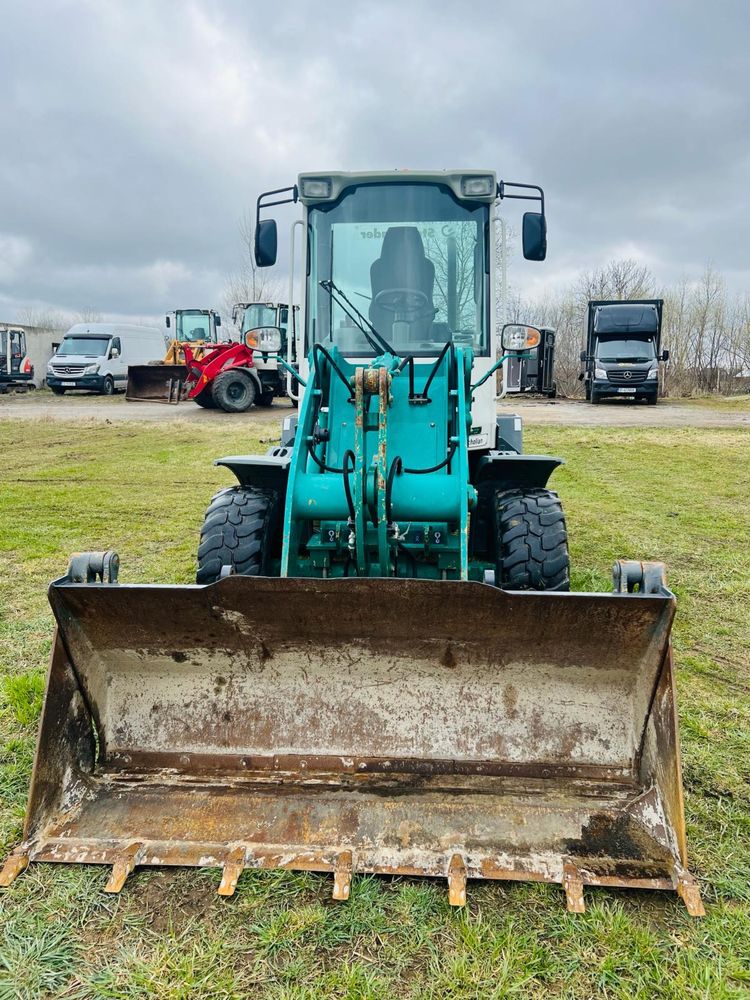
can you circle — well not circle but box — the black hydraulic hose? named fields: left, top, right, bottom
left=385, top=456, right=403, bottom=524
left=386, top=440, right=458, bottom=528
left=404, top=441, right=457, bottom=475
left=306, top=439, right=344, bottom=474
left=419, top=341, right=452, bottom=401
left=304, top=443, right=356, bottom=523
left=342, top=450, right=356, bottom=521
left=312, top=343, right=354, bottom=400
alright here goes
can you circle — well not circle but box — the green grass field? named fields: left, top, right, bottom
left=0, top=416, right=748, bottom=999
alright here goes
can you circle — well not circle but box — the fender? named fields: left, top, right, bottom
left=215, top=447, right=292, bottom=499
left=474, top=452, right=564, bottom=490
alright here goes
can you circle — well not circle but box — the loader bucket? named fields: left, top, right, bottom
left=125, top=364, right=188, bottom=403
left=2, top=574, right=703, bottom=914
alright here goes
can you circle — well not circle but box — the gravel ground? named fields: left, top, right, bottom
left=1, top=389, right=748, bottom=428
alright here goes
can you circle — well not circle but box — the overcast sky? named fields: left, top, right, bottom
left=1, top=0, right=748, bottom=323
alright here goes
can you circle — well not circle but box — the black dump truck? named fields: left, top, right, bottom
left=580, top=300, right=667, bottom=405
left=505, top=326, right=557, bottom=398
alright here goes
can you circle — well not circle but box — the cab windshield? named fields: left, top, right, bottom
left=596, top=338, right=656, bottom=363
left=242, top=304, right=277, bottom=333
left=57, top=337, right=111, bottom=357
left=176, top=312, right=213, bottom=342
left=306, top=183, right=489, bottom=357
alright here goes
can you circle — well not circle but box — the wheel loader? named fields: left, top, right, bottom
left=1, top=171, right=703, bottom=916
left=232, top=301, right=301, bottom=405
left=125, top=307, right=222, bottom=403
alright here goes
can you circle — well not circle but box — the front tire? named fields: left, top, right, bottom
left=50, top=386, right=66, bottom=395
left=193, top=386, right=216, bottom=408
left=493, top=487, right=570, bottom=591
left=590, top=390, right=601, bottom=405
left=196, top=486, right=279, bottom=583
left=212, top=370, right=256, bottom=412
left=101, top=376, right=115, bottom=396
left=257, top=389, right=275, bottom=407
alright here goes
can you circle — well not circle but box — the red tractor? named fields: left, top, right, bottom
left=183, top=341, right=266, bottom=412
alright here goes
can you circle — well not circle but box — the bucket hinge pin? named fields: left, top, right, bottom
left=104, top=842, right=144, bottom=893
left=674, top=867, right=705, bottom=917
left=0, top=850, right=30, bottom=888
left=332, top=850, right=353, bottom=901
left=562, top=862, right=585, bottom=913
left=218, top=846, right=247, bottom=897
left=448, top=853, right=467, bottom=907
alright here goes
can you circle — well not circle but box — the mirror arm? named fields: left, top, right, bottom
left=497, top=180, right=545, bottom=215
left=255, top=184, right=298, bottom=233
left=471, top=352, right=530, bottom=394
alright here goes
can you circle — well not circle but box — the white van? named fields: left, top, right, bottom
left=47, top=323, right=167, bottom=395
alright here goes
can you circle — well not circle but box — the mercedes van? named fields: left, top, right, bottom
left=47, top=324, right=167, bottom=395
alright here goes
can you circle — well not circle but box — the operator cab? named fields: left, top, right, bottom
left=304, top=180, right=490, bottom=358
left=173, top=310, right=218, bottom=344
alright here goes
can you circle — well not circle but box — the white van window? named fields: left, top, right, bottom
left=58, top=337, right=111, bottom=357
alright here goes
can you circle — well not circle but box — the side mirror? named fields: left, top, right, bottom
left=165, top=315, right=171, bottom=329
left=255, top=219, right=278, bottom=268
left=522, top=212, right=547, bottom=261
left=580, top=350, right=587, bottom=363
left=502, top=323, right=542, bottom=353
left=661, top=349, right=669, bottom=362
left=215, top=315, right=221, bottom=326
left=110, top=348, right=120, bottom=359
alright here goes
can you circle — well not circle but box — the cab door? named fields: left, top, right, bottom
left=108, top=336, right=126, bottom=385
left=10, top=331, right=27, bottom=374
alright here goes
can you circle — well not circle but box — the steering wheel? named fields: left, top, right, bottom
left=373, top=288, right=429, bottom=315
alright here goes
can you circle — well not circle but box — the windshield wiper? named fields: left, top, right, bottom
left=319, top=280, right=394, bottom=355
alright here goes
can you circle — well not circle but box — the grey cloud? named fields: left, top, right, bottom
left=1, top=0, right=749, bottom=321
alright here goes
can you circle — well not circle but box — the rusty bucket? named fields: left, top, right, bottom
left=125, top=364, right=188, bottom=403
left=0, top=570, right=703, bottom=914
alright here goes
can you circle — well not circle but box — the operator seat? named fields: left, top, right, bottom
left=369, top=226, right=436, bottom=342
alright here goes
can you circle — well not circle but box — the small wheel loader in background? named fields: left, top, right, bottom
left=1, top=171, right=703, bottom=917
left=0, top=327, right=34, bottom=392
left=232, top=301, right=301, bottom=405
left=125, top=307, right=222, bottom=403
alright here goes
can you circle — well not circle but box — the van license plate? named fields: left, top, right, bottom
left=62, top=381, right=76, bottom=387
left=617, top=388, right=636, bottom=394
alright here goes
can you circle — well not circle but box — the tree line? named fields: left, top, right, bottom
left=507, top=258, right=750, bottom=398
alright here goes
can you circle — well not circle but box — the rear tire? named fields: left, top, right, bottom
left=196, top=486, right=279, bottom=583
left=257, top=389, right=275, bottom=407
left=212, top=370, right=256, bottom=412
left=193, top=386, right=216, bottom=408
left=493, top=487, right=570, bottom=591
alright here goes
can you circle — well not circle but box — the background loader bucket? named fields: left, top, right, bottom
left=2, top=577, right=702, bottom=913
left=125, top=363, right=188, bottom=403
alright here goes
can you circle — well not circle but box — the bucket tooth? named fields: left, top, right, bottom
left=0, top=851, right=29, bottom=888
left=332, top=850, right=353, bottom=901
left=104, top=843, right=144, bottom=894
left=563, top=863, right=585, bottom=913
left=675, top=870, right=705, bottom=917
left=217, top=847, right=247, bottom=897
left=448, top=854, right=467, bottom=907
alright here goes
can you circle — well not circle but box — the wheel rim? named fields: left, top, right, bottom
left=227, top=379, right=249, bottom=403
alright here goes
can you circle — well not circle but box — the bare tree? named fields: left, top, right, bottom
left=221, top=212, right=283, bottom=322
left=576, top=258, right=655, bottom=306
left=14, top=306, right=67, bottom=332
